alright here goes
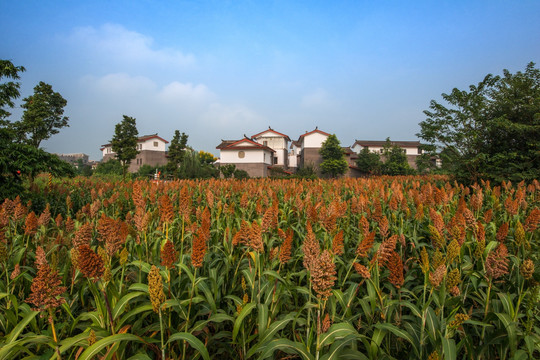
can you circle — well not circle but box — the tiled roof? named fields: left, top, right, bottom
left=216, top=138, right=275, bottom=152
left=101, top=133, right=169, bottom=147
left=251, top=127, right=291, bottom=141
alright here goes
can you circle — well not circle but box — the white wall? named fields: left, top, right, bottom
left=303, top=133, right=328, bottom=148
left=102, top=146, right=114, bottom=157
left=255, top=136, right=287, bottom=150
left=220, top=149, right=273, bottom=164
left=140, top=138, right=167, bottom=152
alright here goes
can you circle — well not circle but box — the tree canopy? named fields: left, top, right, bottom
left=0, top=60, right=25, bottom=122
left=17, top=81, right=69, bottom=148
left=319, top=134, right=348, bottom=177
left=355, top=147, right=382, bottom=174
left=166, top=130, right=189, bottom=173
left=418, top=62, right=540, bottom=183
left=111, top=115, right=139, bottom=179
left=1, top=60, right=73, bottom=198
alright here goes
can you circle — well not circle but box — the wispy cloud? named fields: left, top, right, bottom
left=69, top=24, right=195, bottom=68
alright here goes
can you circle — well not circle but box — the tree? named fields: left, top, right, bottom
left=94, top=159, right=123, bottom=176
left=199, top=150, right=217, bottom=165
left=17, top=81, right=69, bottom=148
left=220, top=164, right=236, bottom=179
left=166, top=130, right=189, bottom=173
left=0, top=59, right=25, bottom=122
left=1, top=61, right=73, bottom=198
left=111, top=115, right=139, bottom=180
left=418, top=62, right=540, bottom=183
left=319, top=134, right=348, bottom=177
left=355, top=147, right=383, bottom=174
left=381, top=138, right=414, bottom=175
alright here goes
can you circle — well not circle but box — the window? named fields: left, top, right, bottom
left=274, top=157, right=278, bottom=165
left=153, top=141, right=158, bottom=147
left=138, top=144, right=142, bottom=150
left=418, top=148, right=422, bottom=155
left=238, top=151, right=245, bottom=159
left=107, top=148, right=111, bottom=153
left=263, top=141, right=268, bottom=146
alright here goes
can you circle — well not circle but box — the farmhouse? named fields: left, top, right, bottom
left=216, top=137, right=275, bottom=178
left=101, top=133, right=169, bottom=173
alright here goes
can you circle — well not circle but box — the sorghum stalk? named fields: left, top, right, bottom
left=341, top=254, right=358, bottom=288
left=159, top=307, right=165, bottom=360
left=49, top=308, right=62, bottom=360
left=183, top=268, right=197, bottom=360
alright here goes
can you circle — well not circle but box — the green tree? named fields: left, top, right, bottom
left=166, top=130, right=189, bottom=173
left=220, top=164, right=236, bottom=179
left=199, top=150, right=217, bottom=164
left=355, top=147, right=383, bottom=174
left=17, top=81, right=69, bottom=148
left=418, top=62, right=540, bottom=183
left=381, top=138, right=414, bottom=175
left=1, top=62, right=73, bottom=198
left=94, top=158, right=123, bottom=176
left=319, top=134, right=348, bottom=177
left=75, top=158, right=93, bottom=177
left=178, top=151, right=218, bottom=179
left=0, top=60, right=25, bottom=122
left=111, top=115, right=139, bottom=180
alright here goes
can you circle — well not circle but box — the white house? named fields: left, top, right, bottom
left=251, top=127, right=291, bottom=168
left=297, top=128, right=330, bottom=171
left=216, top=137, right=275, bottom=177
left=101, top=133, right=169, bottom=172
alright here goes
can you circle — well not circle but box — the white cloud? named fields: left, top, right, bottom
left=157, top=82, right=214, bottom=104
left=81, top=73, right=157, bottom=95
left=70, top=23, right=195, bottom=67
left=301, top=88, right=334, bottom=109
left=201, top=103, right=263, bottom=128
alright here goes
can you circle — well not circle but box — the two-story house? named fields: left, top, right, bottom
left=101, top=133, right=169, bottom=172
left=297, top=127, right=330, bottom=172
left=216, top=137, right=275, bottom=177
left=251, top=127, right=291, bottom=169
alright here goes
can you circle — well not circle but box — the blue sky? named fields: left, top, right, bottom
left=2, top=0, right=539, bottom=160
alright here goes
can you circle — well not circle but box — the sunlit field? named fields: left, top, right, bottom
left=0, top=176, right=538, bottom=359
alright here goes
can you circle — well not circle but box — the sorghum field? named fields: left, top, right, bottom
left=0, top=176, right=538, bottom=359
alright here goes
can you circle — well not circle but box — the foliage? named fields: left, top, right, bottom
left=418, top=62, right=540, bottom=184
left=74, top=159, right=93, bottom=177
left=319, top=134, right=348, bottom=177
left=111, top=115, right=139, bottom=180
left=0, top=61, right=73, bottom=199
left=0, top=176, right=538, bottom=359
left=220, top=164, right=236, bottom=179
left=166, top=130, right=189, bottom=173
left=380, top=138, right=415, bottom=175
left=14, top=81, right=69, bottom=148
left=199, top=150, right=217, bottom=165
left=0, top=59, right=25, bottom=121
left=295, top=163, right=317, bottom=178
left=355, top=147, right=383, bottom=174
left=94, top=159, right=123, bottom=176
left=233, top=169, right=249, bottom=179
left=178, top=151, right=219, bottom=179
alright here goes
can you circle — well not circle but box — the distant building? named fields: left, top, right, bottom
left=56, top=153, right=89, bottom=167
left=100, top=133, right=169, bottom=173
left=297, top=128, right=330, bottom=173
left=216, top=137, right=275, bottom=178
left=351, top=140, right=423, bottom=169
left=251, top=127, right=291, bottom=168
